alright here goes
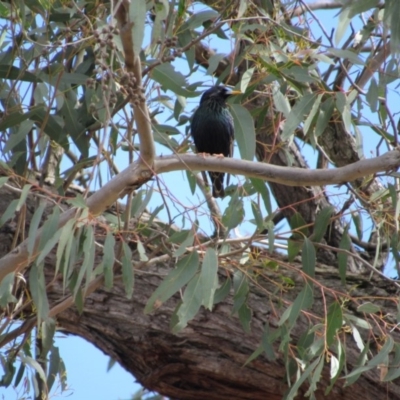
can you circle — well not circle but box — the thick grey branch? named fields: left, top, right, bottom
left=156, top=150, right=400, bottom=186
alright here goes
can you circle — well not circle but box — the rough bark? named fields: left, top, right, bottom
left=1, top=184, right=399, bottom=400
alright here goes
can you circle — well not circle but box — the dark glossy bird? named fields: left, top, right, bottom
left=190, top=86, right=240, bottom=198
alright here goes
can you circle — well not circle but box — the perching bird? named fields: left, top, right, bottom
left=190, top=86, right=240, bottom=198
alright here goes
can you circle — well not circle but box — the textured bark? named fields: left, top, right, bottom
left=47, top=254, right=400, bottom=400
left=1, top=184, right=399, bottom=400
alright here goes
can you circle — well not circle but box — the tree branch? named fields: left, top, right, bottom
left=114, top=0, right=155, bottom=168
left=1, top=148, right=400, bottom=283
left=155, top=149, right=400, bottom=186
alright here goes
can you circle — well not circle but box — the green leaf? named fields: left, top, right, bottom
left=151, top=0, right=169, bottom=47
left=286, top=356, right=322, bottom=400
left=129, top=0, right=146, bottom=55
left=311, top=206, right=334, bottom=243
left=237, top=0, right=248, bottom=18
left=144, top=251, right=199, bottom=314
left=326, top=301, right=343, bottom=346
left=335, top=5, right=351, bottom=45
left=290, top=284, right=313, bottom=326
left=27, top=201, right=46, bottom=256
left=383, top=343, right=400, bottom=381
left=186, top=171, right=197, bottom=195
left=66, top=194, right=87, bottom=209
left=38, top=207, right=60, bottom=255
left=185, top=9, right=218, bottom=30
left=290, top=212, right=309, bottom=237
left=58, top=357, right=67, bottom=391
left=200, top=248, right=219, bottom=310
left=130, top=187, right=153, bottom=218
left=345, top=336, right=393, bottom=380
left=206, top=53, right=225, bottom=76
left=232, top=270, right=249, bottom=314
left=281, top=93, right=317, bottom=141
left=102, top=232, right=115, bottom=289
left=250, top=178, right=272, bottom=214
left=0, top=2, right=9, bottom=17
left=151, top=63, right=197, bottom=97
left=36, top=227, right=62, bottom=265
left=0, top=65, right=40, bottom=82
left=351, top=211, right=363, bottom=241
left=388, top=0, right=400, bottom=54
left=315, top=97, right=334, bottom=137
left=344, top=313, right=371, bottom=330
left=357, top=302, right=381, bottom=314
left=40, top=318, right=56, bottom=358
left=121, top=242, right=134, bottom=299
left=244, top=344, right=264, bottom=367
left=19, top=355, right=47, bottom=384
left=347, top=0, right=379, bottom=18
left=335, top=92, right=352, bottom=134
left=280, top=284, right=313, bottom=327
left=240, top=67, right=254, bottom=93
left=261, top=323, right=276, bottom=361
left=29, top=263, right=49, bottom=322
left=238, top=303, right=252, bottom=333
left=171, top=228, right=195, bottom=257
left=338, top=228, right=351, bottom=285
left=14, top=184, right=32, bottom=212
left=288, top=239, right=302, bottom=262
left=328, top=48, right=364, bottom=65
left=366, top=77, right=378, bottom=112
left=302, top=238, right=316, bottom=280
left=0, top=272, right=17, bottom=307
left=273, top=87, right=291, bottom=118
left=251, top=201, right=264, bottom=231
left=0, top=199, right=18, bottom=228
left=303, top=93, right=323, bottom=135
left=153, top=124, right=181, bottom=135
left=0, top=176, right=9, bottom=188
left=326, top=341, right=345, bottom=393
left=213, top=277, right=231, bottom=304
left=47, top=346, right=60, bottom=391
left=31, top=109, right=69, bottom=150
left=4, top=120, right=34, bottom=153
left=222, top=192, right=244, bottom=230
left=55, top=218, right=75, bottom=278
left=14, top=363, right=25, bottom=388
left=136, top=240, right=148, bottom=262
left=305, top=355, right=325, bottom=397
left=230, top=103, right=256, bottom=161
left=61, top=97, right=88, bottom=157
left=173, top=274, right=202, bottom=332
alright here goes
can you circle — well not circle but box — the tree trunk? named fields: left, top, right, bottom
left=1, top=184, right=398, bottom=400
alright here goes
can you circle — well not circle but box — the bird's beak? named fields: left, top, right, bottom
left=229, top=90, right=242, bottom=96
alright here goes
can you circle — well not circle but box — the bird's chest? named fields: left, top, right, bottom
left=191, top=108, right=233, bottom=155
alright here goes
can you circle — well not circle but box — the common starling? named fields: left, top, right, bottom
left=190, top=86, right=240, bottom=198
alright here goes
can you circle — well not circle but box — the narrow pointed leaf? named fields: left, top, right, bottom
left=145, top=251, right=199, bottom=314
left=230, top=103, right=256, bottom=161
left=200, top=248, right=219, bottom=310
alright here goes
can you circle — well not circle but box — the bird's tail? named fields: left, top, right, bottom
left=209, top=172, right=225, bottom=198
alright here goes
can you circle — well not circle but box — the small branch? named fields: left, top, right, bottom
left=114, top=0, right=155, bottom=169
left=355, top=41, right=391, bottom=91
left=194, top=173, right=226, bottom=237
